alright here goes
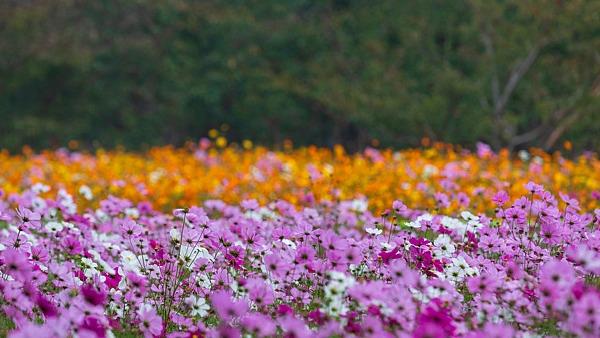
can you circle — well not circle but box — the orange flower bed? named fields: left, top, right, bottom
left=0, top=142, right=598, bottom=213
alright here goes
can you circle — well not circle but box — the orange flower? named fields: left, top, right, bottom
left=0, top=142, right=597, bottom=214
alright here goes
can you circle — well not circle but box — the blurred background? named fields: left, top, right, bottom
left=0, top=0, right=598, bottom=152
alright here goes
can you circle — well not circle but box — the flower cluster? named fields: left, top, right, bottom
left=0, top=179, right=599, bottom=337
left=1, top=141, right=598, bottom=214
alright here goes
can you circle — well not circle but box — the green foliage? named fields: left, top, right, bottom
left=533, top=318, right=569, bottom=337
left=113, top=330, right=141, bottom=338
left=0, top=0, right=598, bottom=152
left=0, top=314, right=15, bottom=337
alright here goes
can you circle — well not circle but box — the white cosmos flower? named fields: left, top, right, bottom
left=422, top=164, right=438, bottom=178
left=45, top=221, right=64, bottom=233
left=44, top=208, right=58, bottom=221
left=444, top=265, right=466, bottom=283
left=89, top=249, right=115, bottom=275
left=365, top=227, right=382, bottom=235
left=433, top=234, right=456, bottom=258
left=185, top=295, right=210, bottom=317
left=81, top=257, right=97, bottom=269
left=518, top=150, right=530, bottom=161
left=124, top=208, right=140, bottom=219
left=31, top=197, right=46, bottom=211
left=79, top=185, right=93, bottom=200
left=282, top=238, right=297, bottom=249
left=406, top=213, right=433, bottom=229
left=380, top=242, right=393, bottom=250
left=81, top=257, right=105, bottom=281
left=350, top=199, right=368, bottom=213
left=324, top=297, right=347, bottom=317
left=467, top=219, right=483, bottom=232
left=460, top=211, right=477, bottom=221
left=196, top=274, right=212, bottom=289
left=323, top=271, right=355, bottom=317
left=60, top=200, right=77, bottom=214
left=32, top=183, right=50, bottom=194
left=120, top=250, right=145, bottom=273
left=180, top=245, right=214, bottom=265
left=170, top=228, right=181, bottom=240
left=95, top=209, right=110, bottom=223
left=450, top=256, right=478, bottom=277
left=244, top=210, right=262, bottom=221
left=434, top=234, right=452, bottom=246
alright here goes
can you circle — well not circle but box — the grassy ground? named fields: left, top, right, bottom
left=0, top=314, right=14, bottom=338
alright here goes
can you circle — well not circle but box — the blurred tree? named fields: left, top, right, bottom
left=0, top=0, right=598, bottom=152
left=471, top=0, right=600, bottom=150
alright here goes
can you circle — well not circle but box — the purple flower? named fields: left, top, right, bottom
left=379, top=246, right=402, bottom=264
left=295, top=245, right=316, bottom=265
left=279, top=316, right=312, bottom=338
left=413, top=300, right=455, bottom=338
left=138, top=306, right=163, bottom=338
left=80, top=316, right=106, bottom=338
left=16, top=207, right=41, bottom=229
left=540, top=259, right=576, bottom=290
left=63, top=235, right=83, bottom=255
left=241, top=313, right=276, bottom=337
left=81, top=284, right=107, bottom=307
left=36, top=294, right=58, bottom=318
left=1, top=248, right=32, bottom=281
left=210, top=291, right=248, bottom=322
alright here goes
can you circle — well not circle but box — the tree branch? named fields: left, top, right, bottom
left=481, top=31, right=500, bottom=106
left=494, top=45, right=541, bottom=118
left=543, top=110, right=583, bottom=150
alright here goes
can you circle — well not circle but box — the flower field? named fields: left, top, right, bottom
left=0, top=142, right=599, bottom=337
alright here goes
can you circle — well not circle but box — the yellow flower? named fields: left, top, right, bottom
left=0, top=140, right=597, bottom=214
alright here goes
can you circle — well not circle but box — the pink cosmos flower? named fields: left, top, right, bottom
left=560, top=192, right=581, bottom=211
left=30, top=246, right=50, bottom=264
left=81, top=284, right=107, bottom=307
left=295, top=245, right=316, bottom=265
left=187, top=206, right=210, bottom=227
left=413, top=300, right=455, bottom=338
left=492, top=190, right=509, bottom=206
left=379, top=246, right=402, bottom=264
left=15, top=207, right=42, bottom=229
left=0, top=209, right=11, bottom=222
left=240, top=199, right=259, bottom=211
left=36, top=294, right=58, bottom=318
left=241, top=313, right=276, bottom=337
left=7, top=322, right=50, bottom=338
left=476, top=142, right=493, bottom=158
left=62, top=235, right=83, bottom=255
left=467, top=273, right=500, bottom=299
left=79, top=316, right=106, bottom=338
left=540, top=222, right=563, bottom=245
left=465, top=322, right=515, bottom=338
left=567, top=292, right=600, bottom=337
left=279, top=316, right=312, bottom=338
left=127, top=272, right=148, bottom=294
left=138, top=306, right=163, bottom=338
left=392, top=200, right=408, bottom=215
left=120, top=218, right=143, bottom=237
left=539, top=259, right=576, bottom=290
left=434, top=192, right=450, bottom=209
left=525, top=181, right=544, bottom=195
left=103, top=267, right=122, bottom=289
left=1, top=248, right=32, bottom=281
left=246, top=278, right=275, bottom=307
left=210, top=291, right=248, bottom=322
left=264, top=253, right=289, bottom=277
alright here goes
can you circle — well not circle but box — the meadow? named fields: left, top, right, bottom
left=0, top=140, right=599, bottom=337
